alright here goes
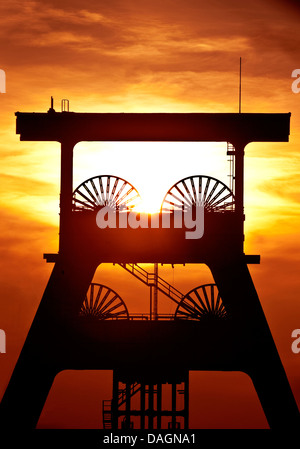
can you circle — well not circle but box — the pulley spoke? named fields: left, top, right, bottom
left=175, top=284, right=228, bottom=321
left=80, top=284, right=129, bottom=320
left=162, top=175, right=234, bottom=212
left=73, top=175, right=140, bottom=211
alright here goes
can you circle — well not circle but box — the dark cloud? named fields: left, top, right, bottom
left=1, top=0, right=299, bottom=77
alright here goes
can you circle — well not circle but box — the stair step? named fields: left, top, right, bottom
left=119, top=263, right=184, bottom=305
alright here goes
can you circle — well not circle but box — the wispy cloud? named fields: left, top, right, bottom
left=258, top=174, right=300, bottom=204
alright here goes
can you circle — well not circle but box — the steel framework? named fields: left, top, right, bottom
left=0, top=107, right=299, bottom=429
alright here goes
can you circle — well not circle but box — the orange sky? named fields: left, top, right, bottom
left=0, top=0, right=300, bottom=429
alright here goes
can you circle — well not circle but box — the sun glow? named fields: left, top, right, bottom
left=132, top=195, right=162, bottom=214
left=73, top=141, right=229, bottom=215
left=7, top=139, right=294, bottom=232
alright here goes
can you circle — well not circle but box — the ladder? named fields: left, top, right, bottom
left=227, top=142, right=235, bottom=196
left=102, top=382, right=142, bottom=429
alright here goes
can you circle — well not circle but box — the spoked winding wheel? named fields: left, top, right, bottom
left=73, top=175, right=141, bottom=211
left=80, top=283, right=129, bottom=320
left=175, top=284, right=227, bottom=321
left=161, top=175, right=235, bottom=212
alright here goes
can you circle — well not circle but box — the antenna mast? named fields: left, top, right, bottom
left=239, top=57, right=242, bottom=113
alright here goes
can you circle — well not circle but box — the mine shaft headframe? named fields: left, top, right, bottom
left=73, top=175, right=141, bottom=211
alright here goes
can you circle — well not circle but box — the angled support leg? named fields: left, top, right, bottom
left=0, top=255, right=96, bottom=428
left=210, top=257, right=300, bottom=429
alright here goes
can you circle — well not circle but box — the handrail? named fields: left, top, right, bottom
left=118, top=263, right=184, bottom=305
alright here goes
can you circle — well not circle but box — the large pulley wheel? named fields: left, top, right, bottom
left=161, top=175, right=234, bottom=212
left=175, top=284, right=227, bottom=321
left=73, top=175, right=140, bottom=211
left=80, top=283, right=129, bottom=320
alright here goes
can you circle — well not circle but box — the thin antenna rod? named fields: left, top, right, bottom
left=239, top=57, right=242, bottom=113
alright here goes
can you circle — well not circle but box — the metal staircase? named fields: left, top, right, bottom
left=118, top=263, right=184, bottom=305
left=103, top=382, right=141, bottom=429
left=102, top=400, right=113, bottom=429
left=101, top=265, right=186, bottom=428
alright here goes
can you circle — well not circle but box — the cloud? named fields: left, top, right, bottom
left=28, top=31, right=94, bottom=47
left=0, top=1, right=115, bottom=62
left=0, top=2, right=112, bottom=30
left=0, top=173, right=59, bottom=225
left=0, top=173, right=55, bottom=198
left=257, top=174, right=300, bottom=204
left=1, top=0, right=298, bottom=75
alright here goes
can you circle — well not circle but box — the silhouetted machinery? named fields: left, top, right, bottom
left=0, top=105, right=299, bottom=429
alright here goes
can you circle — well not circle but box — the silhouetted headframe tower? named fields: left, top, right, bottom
left=0, top=102, right=299, bottom=429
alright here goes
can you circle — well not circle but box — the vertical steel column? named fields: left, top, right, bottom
left=59, top=139, right=75, bottom=254
left=171, top=382, right=177, bottom=429
left=140, top=383, right=146, bottom=430
left=148, top=383, right=154, bottom=429
left=234, top=143, right=245, bottom=252
left=125, top=383, right=131, bottom=429
left=184, top=374, right=189, bottom=430
left=153, top=263, right=158, bottom=320
left=111, top=372, right=119, bottom=429
left=150, top=286, right=153, bottom=321
left=157, top=383, right=162, bottom=429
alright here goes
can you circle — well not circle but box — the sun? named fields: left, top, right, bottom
left=132, top=191, right=162, bottom=214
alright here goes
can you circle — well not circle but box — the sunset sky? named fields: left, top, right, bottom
left=0, top=0, right=300, bottom=429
